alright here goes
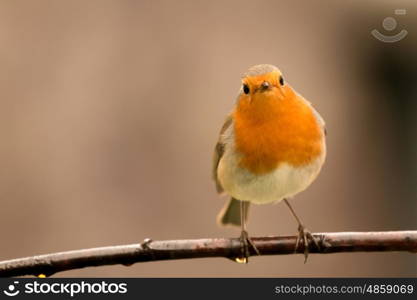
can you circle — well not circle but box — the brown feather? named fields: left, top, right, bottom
left=212, top=114, right=233, bottom=193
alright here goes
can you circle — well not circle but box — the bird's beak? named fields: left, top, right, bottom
left=257, top=81, right=271, bottom=93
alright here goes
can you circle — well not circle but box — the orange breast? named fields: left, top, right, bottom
left=234, top=86, right=324, bottom=174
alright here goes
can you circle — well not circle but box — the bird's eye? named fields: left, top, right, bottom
left=279, top=76, right=284, bottom=86
left=243, top=84, right=250, bottom=94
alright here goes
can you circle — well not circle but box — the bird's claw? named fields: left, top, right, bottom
left=239, top=230, right=260, bottom=263
left=294, top=224, right=320, bottom=263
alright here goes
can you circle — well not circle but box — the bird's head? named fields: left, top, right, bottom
left=239, top=64, right=289, bottom=103
left=236, top=64, right=295, bottom=120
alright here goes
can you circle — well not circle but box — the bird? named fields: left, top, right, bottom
left=213, top=64, right=326, bottom=263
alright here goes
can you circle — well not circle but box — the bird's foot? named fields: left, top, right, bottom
left=237, top=230, right=260, bottom=263
left=294, top=224, right=320, bottom=263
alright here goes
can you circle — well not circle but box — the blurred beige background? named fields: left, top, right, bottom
left=0, top=0, right=416, bottom=277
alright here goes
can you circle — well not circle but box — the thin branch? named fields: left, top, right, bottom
left=0, top=231, right=416, bottom=277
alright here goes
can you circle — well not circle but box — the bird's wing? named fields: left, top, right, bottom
left=212, top=114, right=233, bottom=193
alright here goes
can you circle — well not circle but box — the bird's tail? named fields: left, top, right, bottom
left=217, top=197, right=250, bottom=227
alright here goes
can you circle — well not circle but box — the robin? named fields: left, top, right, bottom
left=213, top=64, right=326, bottom=263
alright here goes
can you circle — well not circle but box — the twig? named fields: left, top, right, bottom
left=0, top=231, right=416, bottom=277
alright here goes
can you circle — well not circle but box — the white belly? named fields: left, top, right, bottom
left=218, top=145, right=325, bottom=204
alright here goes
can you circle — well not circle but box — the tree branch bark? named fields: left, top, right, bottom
left=0, top=231, right=416, bottom=277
